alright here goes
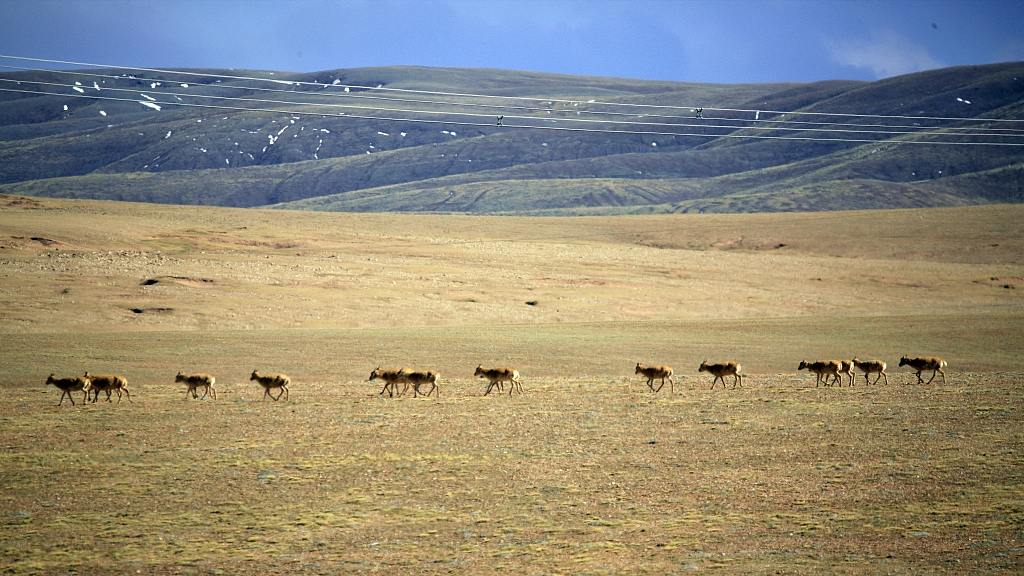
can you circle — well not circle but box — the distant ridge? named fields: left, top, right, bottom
left=1, top=61, right=1022, bottom=214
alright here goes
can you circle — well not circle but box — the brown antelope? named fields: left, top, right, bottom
left=176, top=372, right=217, bottom=400
left=899, top=356, right=947, bottom=384
left=838, top=360, right=855, bottom=387
left=635, top=363, right=673, bottom=393
left=698, top=360, right=742, bottom=389
left=368, top=367, right=407, bottom=397
left=46, top=374, right=91, bottom=406
left=852, top=358, right=888, bottom=385
left=251, top=370, right=290, bottom=401
left=83, top=372, right=132, bottom=403
left=398, top=369, right=440, bottom=398
left=475, top=365, right=523, bottom=395
left=797, top=360, right=841, bottom=387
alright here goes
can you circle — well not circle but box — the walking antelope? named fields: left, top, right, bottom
left=899, top=356, right=947, bottom=384
left=45, top=374, right=90, bottom=406
left=368, top=367, right=406, bottom=397
left=398, top=369, right=440, bottom=398
left=698, top=360, right=742, bottom=389
left=250, top=370, right=290, bottom=401
left=475, top=365, right=523, bottom=395
left=176, top=372, right=217, bottom=400
left=838, top=360, right=855, bottom=387
left=797, top=360, right=842, bottom=387
left=83, top=372, right=132, bottom=403
left=635, top=363, right=674, bottom=393
left=852, top=358, right=888, bottom=385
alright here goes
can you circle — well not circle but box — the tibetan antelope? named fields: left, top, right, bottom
left=368, top=367, right=408, bottom=397
left=83, top=372, right=132, bottom=403
left=635, top=363, right=674, bottom=393
left=852, top=358, right=888, bottom=385
left=698, top=360, right=743, bottom=389
left=398, top=369, right=440, bottom=398
left=176, top=372, right=217, bottom=400
left=251, top=370, right=290, bottom=401
left=838, top=360, right=855, bottom=387
left=475, top=365, right=523, bottom=395
left=45, top=374, right=90, bottom=406
left=797, top=360, right=841, bottom=387
left=899, top=356, right=947, bottom=385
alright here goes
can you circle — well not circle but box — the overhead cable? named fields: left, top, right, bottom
left=3, top=54, right=1022, bottom=126
left=3, top=85, right=1021, bottom=147
left=4, top=63, right=1023, bottom=136
left=6, top=76, right=1022, bottom=142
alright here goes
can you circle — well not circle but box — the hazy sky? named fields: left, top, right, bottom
left=2, top=0, right=1023, bottom=83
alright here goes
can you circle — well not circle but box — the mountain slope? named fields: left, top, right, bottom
left=0, top=63, right=1022, bottom=214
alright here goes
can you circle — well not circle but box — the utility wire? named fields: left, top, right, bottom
left=3, top=54, right=1023, bottom=126
left=5, top=63, right=1023, bottom=136
left=5, top=76, right=1021, bottom=141
left=3, top=85, right=1022, bottom=147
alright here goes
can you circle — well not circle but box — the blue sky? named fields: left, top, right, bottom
left=2, top=0, right=1023, bottom=83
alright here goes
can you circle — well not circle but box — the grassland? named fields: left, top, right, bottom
left=4, top=373, right=1023, bottom=575
left=1, top=196, right=1023, bottom=573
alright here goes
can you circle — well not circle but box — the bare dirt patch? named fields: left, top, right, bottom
left=140, top=276, right=216, bottom=287
left=129, top=307, right=174, bottom=314
left=0, top=195, right=46, bottom=210
left=974, top=276, right=1022, bottom=290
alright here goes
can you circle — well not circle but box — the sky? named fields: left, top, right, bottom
left=2, top=0, right=1023, bottom=84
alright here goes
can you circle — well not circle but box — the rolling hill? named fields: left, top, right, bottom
left=0, top=62, right=1022, bottom=214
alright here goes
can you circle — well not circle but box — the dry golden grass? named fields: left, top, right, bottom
left=1, top=197, right=1022, bottom=371
left=3, top=375, right=1023, bottom=574
left=1, top=195, right=1022, bottom=573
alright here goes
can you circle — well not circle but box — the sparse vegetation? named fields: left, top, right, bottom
left=0, top=196, right=1022, bottom=573
left=3, top=373, right=1023, bottom=574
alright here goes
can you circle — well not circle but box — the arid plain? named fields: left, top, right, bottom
left=1, top=195, right=1022, bottom=574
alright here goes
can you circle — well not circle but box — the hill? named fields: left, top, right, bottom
left=0, top=63, right=1022, bottom=213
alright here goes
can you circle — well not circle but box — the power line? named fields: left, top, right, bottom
left=3, top=57, right=1022, bottom=145
left=5, top=76, right=1021, bottom=142
left=3, top=54, right=1022, bottom=126
left=1, top=55, right=1022, bottom=147
left=4, top=85, right=1022, bottom=148
left=5, top=64, right=1023, bottom=137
